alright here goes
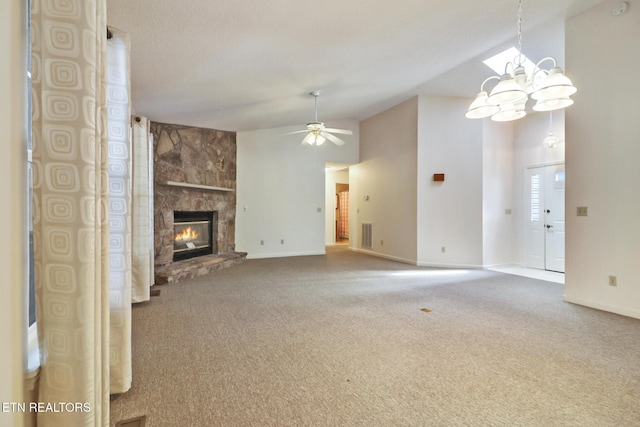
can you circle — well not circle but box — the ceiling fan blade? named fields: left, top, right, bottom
left=321, top=132, right=345, bottom=146
left=284, top=129, right=311, bottom=136
left=324, top=127, right=353, bottom=135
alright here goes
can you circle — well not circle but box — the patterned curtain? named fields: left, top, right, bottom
left=338, top=191, right=349, bottom=239
left=31, top=0, right=117, bottom=425
left=106, top=26, right=132, bottom=394
left=131, top=116, right=154, bottom=302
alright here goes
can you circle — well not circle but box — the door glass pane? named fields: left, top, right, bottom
left=531, top=174, right=540, bottom=222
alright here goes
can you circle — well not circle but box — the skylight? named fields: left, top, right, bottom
left=483, top=47, right=536, bottom=76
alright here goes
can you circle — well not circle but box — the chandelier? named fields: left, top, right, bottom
left=543, top=111, right=560, bottom=148
left=465, top=0, right=577, bottom=121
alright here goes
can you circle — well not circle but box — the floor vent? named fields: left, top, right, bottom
left=115, top=415, right=147, bottom=427
left=362, top=223, right=373, bottom=248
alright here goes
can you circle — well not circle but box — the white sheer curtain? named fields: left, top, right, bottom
left=131, top=116, right=154, bottom=302
left=106, top=26, right=133, bottom=394
left=31, top=1, right=133, bottom=425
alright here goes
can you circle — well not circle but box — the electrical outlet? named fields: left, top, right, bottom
left=577, top=206, right=588, bottom=216
left=608, top=275, right=617, bottom=287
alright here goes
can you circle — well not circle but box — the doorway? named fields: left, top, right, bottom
left=325, top=164, right=350, bottom=246
left=336, top=184, right=349, bottom=245
left=525, top=164, right=565, bottom=273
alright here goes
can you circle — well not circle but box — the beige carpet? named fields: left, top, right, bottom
left=110, top=246, right=640, bottom=426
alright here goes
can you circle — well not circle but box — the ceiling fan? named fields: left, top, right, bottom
left=287, top=91, right=352, bottom=146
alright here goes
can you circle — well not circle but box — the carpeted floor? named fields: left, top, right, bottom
left=110, top=246, right=640, bottom=426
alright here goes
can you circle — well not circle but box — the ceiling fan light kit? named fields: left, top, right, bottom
left=286, top=91, right=353, bottom=146
left=466, top=0, right=577, bottom=122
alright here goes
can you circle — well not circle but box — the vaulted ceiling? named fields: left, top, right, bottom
left=106, top=0, right=605, bottom=132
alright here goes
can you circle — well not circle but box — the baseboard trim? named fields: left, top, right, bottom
left=246, top=250, right=325, bottom=259
left=247, top=248, right=502, bottom=271
left=350, top=247, right=417, bottom=266
left=563, top=295, right=640, bottom=320
left=417, top=261, right=484, bottom=269
left=482, top=262, right=526, bottom=269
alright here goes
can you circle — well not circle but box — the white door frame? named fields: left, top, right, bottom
left=524, top=162, right=565, bottom=272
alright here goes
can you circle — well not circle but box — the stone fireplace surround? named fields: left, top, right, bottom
left=151, top=121, right=246, bottom=284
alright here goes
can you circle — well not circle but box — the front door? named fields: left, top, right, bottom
left=526, top=164, right=565, bottom=273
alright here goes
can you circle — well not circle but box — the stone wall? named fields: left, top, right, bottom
left=152, top=121, right=236, bottom=266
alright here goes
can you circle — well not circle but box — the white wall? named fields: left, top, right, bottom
left=324, top=168, right=349, bottom=245
left=565, top=0, right=640, bottom=318
left=482, top=120, right=516, bottom=267
left=351, top=97, right=418, bottom=264
left=413, top=98, right=566, bottom=270
left=417, top=96, right=484, bottom=267
left=0, top=0, right=27, bottom=425
left=236, top=120, right=358, bottom=258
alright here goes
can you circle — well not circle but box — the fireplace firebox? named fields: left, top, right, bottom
left=173, top=211, right=217, bottom=262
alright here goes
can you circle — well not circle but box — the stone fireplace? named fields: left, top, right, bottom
left=152, top=121, right=244, bottom=282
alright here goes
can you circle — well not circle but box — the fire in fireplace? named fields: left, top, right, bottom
left=173, top=211, right=217, bottom=262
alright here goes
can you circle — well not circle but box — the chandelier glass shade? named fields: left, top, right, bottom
left=543, top=132, right=560, bottom=148
left=532, top=96, right=574, bottom=112
left=491, top=101, right=526, bottom=122
left=466, top=1, right=577, bottom=122
left=465, top=88, right=500, bottom=119
left=487, top=69, right=528, bottom=106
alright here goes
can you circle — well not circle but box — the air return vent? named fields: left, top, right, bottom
left=361, top=223, right=373, bottom=248
left=115, top=415, right=146, bottom=427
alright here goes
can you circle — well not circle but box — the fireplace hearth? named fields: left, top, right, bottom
left=173, top=211, right=217, bottom=262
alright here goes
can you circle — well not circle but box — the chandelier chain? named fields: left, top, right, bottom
left=517, top=0, right=523, bottom=63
